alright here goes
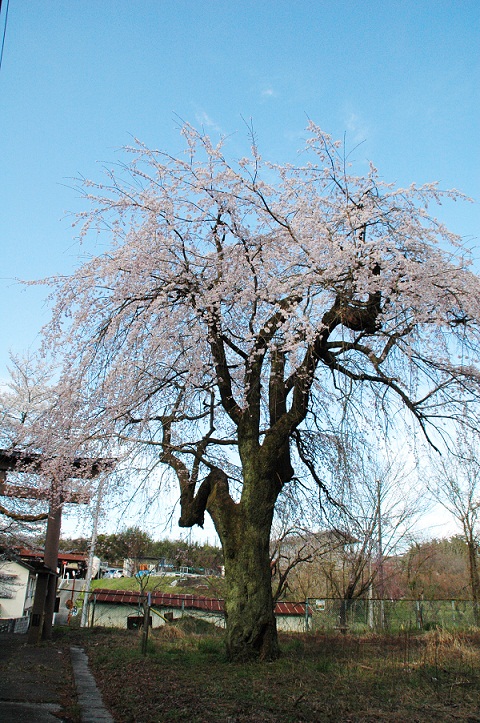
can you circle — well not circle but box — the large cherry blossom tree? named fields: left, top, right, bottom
left=43, top=123, right=480, bottom=660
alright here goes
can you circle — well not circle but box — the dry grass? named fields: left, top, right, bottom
left=59, top=623, right=480, bottom=722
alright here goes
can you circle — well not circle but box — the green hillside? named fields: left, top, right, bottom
left=91, top=574, right=226, bottom=598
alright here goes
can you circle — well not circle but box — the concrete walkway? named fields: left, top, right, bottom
left=70, top=646, right=113, bottom=723
left=0, top=633, right=113, bottom=722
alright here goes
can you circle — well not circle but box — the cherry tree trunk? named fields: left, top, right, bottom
left=466, top=539, right=480, bottom=627
left=222, top=516, right=279, bottom=661
left=207, top=459, right=280, bottom=662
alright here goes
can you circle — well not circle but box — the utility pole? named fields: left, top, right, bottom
left=81, top=476, right=106, bottom=628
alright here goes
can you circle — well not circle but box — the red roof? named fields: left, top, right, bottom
left=90, top=589, right=310, bottom=616
left=18, top=548, right=87, bottom=563
left=275, top=601, right=310, bottom=616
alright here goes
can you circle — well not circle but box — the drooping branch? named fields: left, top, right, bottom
left=271, top=541, right=314, bottom=603
left=293, top=431, right=345, bottom=508
left=275, top=288, right=385, bottom=434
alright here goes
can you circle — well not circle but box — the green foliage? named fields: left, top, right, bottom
left=57, top=536, right=90, bottom=553
left=59, top=531, right=223, bottom=571
left=96, top=527, right=155, bottom=565
left=148, top=538, right=223, bottom=571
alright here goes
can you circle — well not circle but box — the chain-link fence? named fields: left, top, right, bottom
left=86, top=591, right=478, bottom=634
left=306, top=598, right=478, bottom=633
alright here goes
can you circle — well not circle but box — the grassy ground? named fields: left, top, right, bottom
left=58, top=620, right=480, bottom=723
left=90, top=574, right=227, bottom=598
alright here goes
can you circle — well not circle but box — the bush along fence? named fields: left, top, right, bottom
left=306, top=597, right=479, bottom=633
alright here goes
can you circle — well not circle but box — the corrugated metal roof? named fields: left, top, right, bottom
left=18, top=548, right=87, bottom=563
left=275, top=601, right=310, bottom=616
left=90, top=589, right=310, bottom=616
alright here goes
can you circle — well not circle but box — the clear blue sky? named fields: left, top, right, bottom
left=0, top=1, right=478, bottom=542
left=1, top=0, right=479, bottom=380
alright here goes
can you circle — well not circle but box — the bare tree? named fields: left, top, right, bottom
left=428, top=431, right=480, bottom=625
left=290, top=436, right=425, bottom=628
left=41, top=123, right=480, bottom=660
left=269, top=485, right=335, bottom=602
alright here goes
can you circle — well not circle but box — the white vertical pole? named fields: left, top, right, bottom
left=81, top=477, right=105, bottom=628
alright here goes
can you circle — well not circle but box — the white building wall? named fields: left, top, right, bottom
left=91, top=602, right=226, bottom=629
left=91, top=602, right=305, bottom=631
left=0, top=561, right=35, bottom=619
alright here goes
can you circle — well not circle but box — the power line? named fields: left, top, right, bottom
left=0, top=0, right=10, bottom=73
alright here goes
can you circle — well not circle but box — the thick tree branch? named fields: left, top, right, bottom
left=0, top=504, right=48, bottom=522
left=207, top=308, right=242, bottom=424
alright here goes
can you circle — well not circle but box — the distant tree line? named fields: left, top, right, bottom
left=396, top=536, right=477, bottom=601
left=271, top=535, right=478, bottom=603
left=57, top=526, right=224, bottom=572
left=54, top=525, right=476, bottom=601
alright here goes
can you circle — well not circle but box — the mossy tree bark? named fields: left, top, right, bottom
left=177, top=444, right=289, bottom=660
left=220, top=503, right=278, bottom=661
left=175, top=465, right=281, bottom=659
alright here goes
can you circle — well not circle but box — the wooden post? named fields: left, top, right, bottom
left=41, top=503, right=63, bottom=639
left=27, top=501, right=63, bottom=644
left=141, top=591, right=151, bottom=656
left=27, top=570, right=51, bottom=644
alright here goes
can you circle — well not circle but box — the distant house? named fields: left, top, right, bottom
left=0, top=556, right=38, bottom=631
left=275, top=529, right=358, bottom=562
left=89, top=589, right=310, bottom=632
left=17, top=547, right=88, bottom=579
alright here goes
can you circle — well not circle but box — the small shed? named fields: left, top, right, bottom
left=89, top=589, right=310, bottom=632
